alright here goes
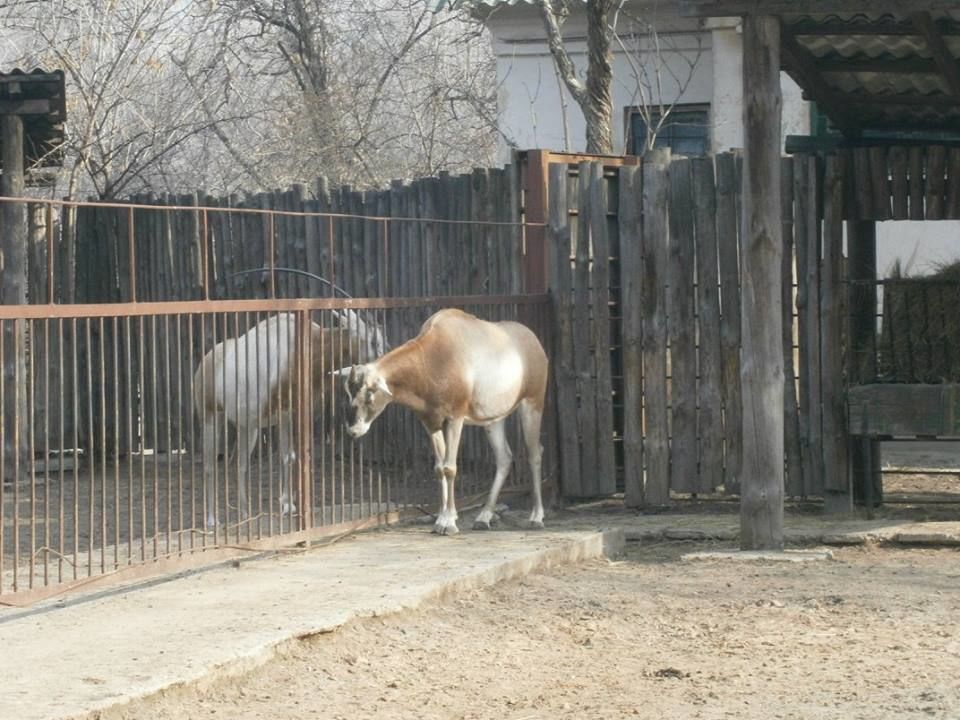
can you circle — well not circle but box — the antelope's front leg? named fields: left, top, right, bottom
left=430, top=430, right=459, bottom=535
left=428, top=425, right=458, bottom=536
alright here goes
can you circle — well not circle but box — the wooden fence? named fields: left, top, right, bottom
left=547, top=151, right=831, bottom=504
left=22, top=146, right=937, bottom=506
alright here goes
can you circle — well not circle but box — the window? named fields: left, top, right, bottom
left=628, top=106, right=709, bottom=156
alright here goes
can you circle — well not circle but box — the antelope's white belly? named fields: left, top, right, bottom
left=467, top=350, right=525, bottom=422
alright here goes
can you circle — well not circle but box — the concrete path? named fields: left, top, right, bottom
left=0, top=525, right=618, bottom=720
left=2, top=507, right=959, bottom=720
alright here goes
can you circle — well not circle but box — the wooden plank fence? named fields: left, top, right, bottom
left=547, top=152, right=833, bottom=505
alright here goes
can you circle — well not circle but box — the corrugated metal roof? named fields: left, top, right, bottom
left=430, top=0, right=585, bottom=12
left=782, top=11, right=960, bottom=135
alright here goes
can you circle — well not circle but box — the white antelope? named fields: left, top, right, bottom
left=193, top=310, right=384, bottom=529
left=338, top=308, right=548, bottom=535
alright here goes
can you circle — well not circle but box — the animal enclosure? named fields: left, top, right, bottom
left=1, top=179, right=550, bottom=602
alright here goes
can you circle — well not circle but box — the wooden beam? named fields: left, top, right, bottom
left=780, top=32, right=856, bottom=133
left=786, top=135, right=960, bottom=154
left=802, top=92, right=960, bottom=107
left=681, top=1, right=960, bottom=17
left=912, top=11, right=960, bottom=98
left=739, top=15, right=784, bottom=551
left=0, top=99, right=51, bottom=115
left=792, top=18, right=960, bottom=36
left=815, top=57, right=938, bottom=74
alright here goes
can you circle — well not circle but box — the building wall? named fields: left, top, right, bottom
left=486, top=6, right=810, bottom=162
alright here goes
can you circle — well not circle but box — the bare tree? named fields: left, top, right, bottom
left=613, top=1, right=704, bottom=155
left=215, top=0, right=499, bottom=188
left=537, top=0, right=615, bottom=155
left=0, top=0, right=501, bottom=196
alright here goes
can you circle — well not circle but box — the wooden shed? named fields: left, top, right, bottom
left=680, top=2, right=960, bottom=548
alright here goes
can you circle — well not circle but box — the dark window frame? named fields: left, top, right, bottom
left=626, top=104, right=710, bottom=157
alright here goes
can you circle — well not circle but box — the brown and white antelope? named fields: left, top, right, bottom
left=193, top=310, right=383, bottom=529
left=337, top=308, right=548, bottom=535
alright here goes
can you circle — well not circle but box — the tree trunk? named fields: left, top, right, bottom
left=585, top=0, right=614, bottom=154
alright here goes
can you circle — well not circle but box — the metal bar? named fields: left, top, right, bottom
left=175, top=314, right=184, bottom=555
left=254, top=311, right=263, bottom=541
left=187, top=313, right=196, bottom=552
left=98, top=317, right=107, bottom=576
left=218, top=312, right=227, bottom=545
left=151, top=315, right=160, bottom=560
left=198, top=313, right=208, bottom=549
left=112, top=315, right=120, bottom=570
left=57, top=318, right=65, bottom=584
left=1, top=320, right=5, bottom=595
left=164, top=314, right=172, bottom=557
left=28, top=318, right=36, bottom=588
left=0, top=195, right=541, bottom=228
left=0, top=294, right=550, bottom=319
left=138, top=316, right=146, bottom=562
left=125, top=316, right=134, bottom=563
left=84, top=318, right=93, bottom=578
left=71, top=318, right=79, bottom=579
left=231, top=311, right=241, bottom=545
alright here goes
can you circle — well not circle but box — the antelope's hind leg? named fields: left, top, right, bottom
left=474, top=419, right=512, bottom=530
left=519, top=400, right=545, bottom=529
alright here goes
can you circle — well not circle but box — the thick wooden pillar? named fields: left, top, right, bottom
left=739, top=15, right=784, bottom=550
left=1, top=113, right=28, bottom=481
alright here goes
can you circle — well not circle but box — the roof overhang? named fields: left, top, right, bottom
left=681, top=3, right=960, bottom=138
left=0, top=68, right=66, bottom=170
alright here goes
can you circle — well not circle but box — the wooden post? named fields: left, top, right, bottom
left=693, top=157, right=723, bottom=494
left=619, top=165, right=644, bottom=506
left=641, top=149, right=671, bottom=506
left=716, top=153, right=743, bottom=495
left=848, top=220, right=881, bottom=506
left=740, top=15, right=784, bottom=550
left=667, top=159, right=698, bottom=493
left=822, top=155, right=851, bottom=512
left=1, top=113, right=28, bottom=481
left=781, top=157, right=804, bottom=498
left=523, top=150, right=550, bottom=294
left=547, top=163, right=582, bottom=497
left=794, top=155, right=824, bottom=498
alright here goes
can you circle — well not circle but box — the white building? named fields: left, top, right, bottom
left=469, top=0, right=960, bottom=276
left=479, top=2, right=809, bottom=160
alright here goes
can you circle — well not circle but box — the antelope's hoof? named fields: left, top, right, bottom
left=473, top=519, right=492, bottom=531
left=527, top=519, right=545, bottom=531
left=432, top=522, right=460, bottom=536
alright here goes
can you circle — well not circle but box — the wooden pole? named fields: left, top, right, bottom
left=739, top=15, right=784, bottom=550
left=848, top=220, right=881, bottom=506
left=1, top=113, right=28, bottom=481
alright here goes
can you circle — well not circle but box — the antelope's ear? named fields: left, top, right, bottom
left=331, top=366, right=354, bottom=378
left=375, top=375, right=393, bottom=398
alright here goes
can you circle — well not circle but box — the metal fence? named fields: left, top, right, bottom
left=1, top=197, right=549, bottom=603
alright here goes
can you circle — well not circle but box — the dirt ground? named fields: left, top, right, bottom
left=97, top=538, right=960, bottom=720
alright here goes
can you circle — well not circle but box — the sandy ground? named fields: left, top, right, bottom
left=97, top=538, right=960, bottom=720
